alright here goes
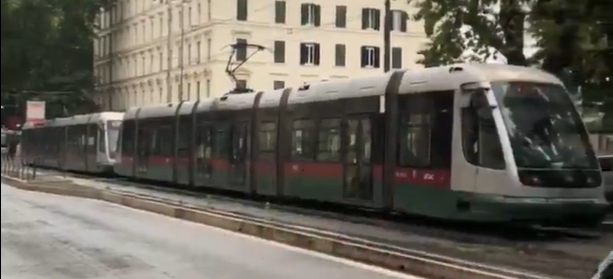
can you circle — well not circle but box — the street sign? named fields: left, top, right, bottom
left=26, top=101, right=45, bottom=124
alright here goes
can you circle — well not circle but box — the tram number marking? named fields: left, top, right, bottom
left=395, top=171, right=436, bottom=181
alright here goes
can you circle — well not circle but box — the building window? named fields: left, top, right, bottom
left=236, top=0, right=247, bottom=21
left=335, top=44, right=345, bottom=67
left=392, top=47, right=402, bottom=69
left=273, top=80, right=285, bottom=89
left=207, top=0, right=211, bottom=20
left=299, top=43, right=320, bottom=65
left=360, top=46, right=380, bottom=68
left=237, top=79, right=247, bottom=89
left=335, top=5, right=346, bottom=28
left=159, top=16, right=164, bottom=36
left=159, top=50, right=163, bottom=71
left=187, top=83, right=191, bottom=100
left=392, top=10, right=408, bottom=32
left=196, top=41, right=201, bottom=63
left=188, top=6, right=192, bottom=27
left=207, top=38, right=211, bottom=60
left=235, top=38, right=247, bottom=61
left=274, top=41, right=285, bottom=63
left=196, top=81, right=201, bottom=100
left=206, top=79, right=211, bottom=97
left=300, top=3, right=320, bottom=26
left=275, top=1, right=285, bottom=24
left=361, top=8, right=380, bottom=30
left=198, top=2, right=201, bottom=22
left=187, top=43, right=192, bottom=64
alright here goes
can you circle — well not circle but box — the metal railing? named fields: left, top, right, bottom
left=1, top=152, right=37, bottom=180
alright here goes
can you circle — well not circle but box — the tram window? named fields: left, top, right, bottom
left=344, top=118, right=372, bottom=163
left=213, top=126, right=229, bottom=158
left=177, top=126, right=190, bottom=157
left=346, top=119, right=359, bottom=163
left=258, top=122, right=277, bottom=152
left=157, top=126, right=173, bottom=156
left=122, top=121, right=135, bottom=155
left=291, top=119, right=315, bottom=160
left=317, top=118, right=341, bottom=162
left=196, top=125, right=212, bottom=159
left=430, top=91, right=454, bottom=168
left=97, top=126, right=106, bottom=152
left=230, top=122, right=248, bottom=160
left=398, top=114, right=431, bottom=167
left=361, top=119, right=372, bottom=162
left=147, top=128, right=159, bottom=155
left=461, top=91, right=505, bottom=169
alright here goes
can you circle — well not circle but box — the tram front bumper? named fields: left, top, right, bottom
left=468, top=195, right=609, bottom=227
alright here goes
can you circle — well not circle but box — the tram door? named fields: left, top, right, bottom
left=343, top=118, right=374, bottom=202
left=196, top=125, right=213, bottom=181
left=136, top=127, right=148, bottom=174
left=229, top=122, right=248, bottom=187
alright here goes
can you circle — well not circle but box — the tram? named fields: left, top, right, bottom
left=21, top=112, right=123, bottom=174
left=113, top=64, right=608, bottom=227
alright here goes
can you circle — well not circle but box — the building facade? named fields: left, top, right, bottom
left=93, top=0, right=427, bottom=110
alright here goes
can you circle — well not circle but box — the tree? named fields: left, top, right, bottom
left=412, top=0, right=612, bottom=128
left=412, top=0, right=529, bottom=66
left=1, top=0, right=114, bottom=119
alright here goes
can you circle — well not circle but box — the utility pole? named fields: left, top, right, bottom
left=381, top=0, right=395, bottom=211
left=178, top=4, right=185, bottom=102
left=165, top=2, right=173, bottom=103
left=383, top=0, right=391, bottom=72
left=108, top=3, right=116, bottom=111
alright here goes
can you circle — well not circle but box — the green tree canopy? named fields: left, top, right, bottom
left=411, top=0, right=612, bottom=129
left=1, top=0, right=115, bottom=118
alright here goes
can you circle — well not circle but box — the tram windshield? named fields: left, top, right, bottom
left=491, top=82, right=599, bottom=170
left=107, top=121, right=121, bottom=156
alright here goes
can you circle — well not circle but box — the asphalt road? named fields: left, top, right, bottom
left=0, top=183, right=425, bottom=279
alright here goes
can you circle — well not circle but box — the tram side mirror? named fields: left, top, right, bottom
left=460, top=83, right=497, bottom=109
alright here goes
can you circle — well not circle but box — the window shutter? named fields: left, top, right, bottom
left=273, top=80, right=285, bottom=89
left=274, top=41, right=285, bottom=63
left=300, top=4, right=308, bottom=25
left=336, top=6, right=346, bottom=28
left=392, top=47, right=402, bottom=69
left=236, top=38, right=247, bottom=61
left=299, top=43, right=306, bottom=64
left=400, top=11, right=408, bottom=32
left=374, top=10, right=381, bottom=30
left=360, top=46, right=367, bottom=67
left=361, top=8, right=368, bottom=29
left=236, top=0, right=247, bottom=20
left=275, top=1, right=286, bottom=24
left=314, top=5, right=321, bottom=26
left=335, top=44, right=345, bottom=66
left=374, top=47, right=381, bottom=68
left=313, top=44, right=320, bottom=65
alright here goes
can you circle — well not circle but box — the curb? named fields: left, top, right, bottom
left=1, top=174, right=532, bottom=279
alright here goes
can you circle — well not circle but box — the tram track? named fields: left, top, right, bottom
left=43, top=169, right=607, bottom=240
left=37, top=167, right=613, bottom=239
left=9, top=167, right=612, bottom=278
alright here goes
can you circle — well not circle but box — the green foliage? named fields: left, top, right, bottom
left=1, top=0, right=113, bottom=117
left=411, top=0, right=529, bottom=66
left=411, top=0, right=612, bottom=126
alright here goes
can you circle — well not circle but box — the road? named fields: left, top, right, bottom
left=0, top=183, right=424, bottom=279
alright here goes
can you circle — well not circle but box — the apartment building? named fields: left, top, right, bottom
left=93, top=0, right=427, bottom=110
